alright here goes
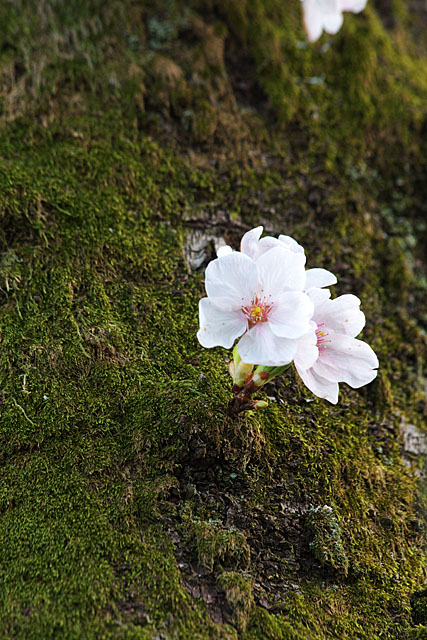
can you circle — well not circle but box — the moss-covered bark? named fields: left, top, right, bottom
left=0, top=1, right=426, bottom=638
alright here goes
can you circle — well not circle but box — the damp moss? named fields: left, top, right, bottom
left=217, top=571, right=254, bottom=631
left=0, top=1, right=426, bottom=639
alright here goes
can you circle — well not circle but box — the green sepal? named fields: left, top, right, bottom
left=232, top=343, right=241, bottom=367
left=252, top=363, right=292, bottom=388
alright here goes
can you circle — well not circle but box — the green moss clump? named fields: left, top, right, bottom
left=185, top=515, right=251, bottom=572
left=306, top=505, right=349, bottom=575
left=217, top=571, right=254, bottom=631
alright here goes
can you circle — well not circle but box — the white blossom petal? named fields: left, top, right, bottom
left=303, top=0, right=353, bottom=41
left=217, top=245, right=233, bottom=258
left=205, top=252, right=258, bottom=304
left=302, top=0, right=325, bottom=42
left=238, top=324, right=298, bottom=366
left=294, top=322, right=319, bottom=370
left=308, top=287, right=332, bottom=307
left=315, top=294, right=365, bottom=337
left=305, top=268, right=337, bottom=291
left=313, top=334, right=379, bottom=388
left=240, top=226, right=263, bottom=260
left=296, top=365, right=339, bottom=404
left=323, top=8, right=344, bottom=34
left=197, top=298, right=247, bottom=349
left=321, top=0, right=342, bottom=13
left=339, top=0, right=367, bottom=13
left=257, top=236, right=284, bottom=256
left=256, top=246, right=307, bottom=296
left=269, top=292, right=314, bottom=339
left=278, top=235, right=305, bottom=254
left=240, top=228, right=305, bottom=261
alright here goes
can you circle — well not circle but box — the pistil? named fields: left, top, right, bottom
left=242, top=296, right=273, bottom=329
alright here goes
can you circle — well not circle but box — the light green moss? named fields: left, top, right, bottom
left=243, top=607, right=316, bottom=640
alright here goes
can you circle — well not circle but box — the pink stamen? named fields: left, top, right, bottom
left=315, top=324, right=331, bottom=353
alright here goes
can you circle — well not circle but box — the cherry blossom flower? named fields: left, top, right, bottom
left=218, top=226, right=337, bottom=293
left=293, top=288, right=378, bottom=403
left=301, top=0, right=368, bottom=43
left=197, top=247, right=314, bottom=366
left=201, top=228, right=377, bottom=413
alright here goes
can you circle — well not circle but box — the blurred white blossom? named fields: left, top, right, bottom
left=301, top=0, right=368, bottom=43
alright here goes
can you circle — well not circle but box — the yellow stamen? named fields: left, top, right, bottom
left=242, top=296, right=273, bottom=328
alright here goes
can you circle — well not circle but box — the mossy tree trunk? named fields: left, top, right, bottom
left=0, top=1, right=426, bottom=639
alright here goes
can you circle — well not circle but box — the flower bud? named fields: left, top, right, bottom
left=233, top=360, right=254, bottom=387
left=252, top=400, right=268, bottom=410
left=229, top=344, right=254, bottom=388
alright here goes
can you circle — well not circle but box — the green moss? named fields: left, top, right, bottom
left=243, top=607, right=316, bottom=640
left=0, top=0, right=425, bottom=638
left=407, top=627, right=427, bottom=640
left=0, top=113, right=425, bottom=636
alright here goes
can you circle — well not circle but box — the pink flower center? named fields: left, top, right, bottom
left=242, top=296, right=273, bottom=329
left=316, top=323, right=331, bottom=353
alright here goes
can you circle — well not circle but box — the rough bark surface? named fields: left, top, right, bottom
left=0, top=1, right=426, bottom=639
